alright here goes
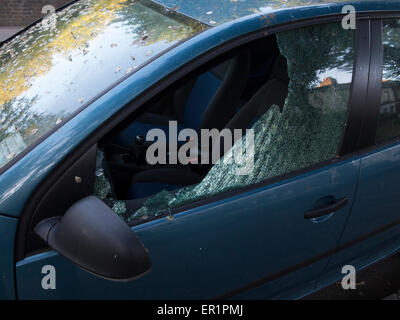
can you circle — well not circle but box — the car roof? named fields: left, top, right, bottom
left=153, top=0, right=393, bottom=25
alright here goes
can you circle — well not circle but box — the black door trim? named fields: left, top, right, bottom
left=358, top=19, right=383, bottom=148
left=339, top=19, right=370, bottom=155
left=339, top=18, right=383, bottom=155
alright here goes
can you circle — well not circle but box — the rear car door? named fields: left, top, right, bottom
left=319, top=17, right=400, bottom=288
left=15, top=20, right=362, bottom=299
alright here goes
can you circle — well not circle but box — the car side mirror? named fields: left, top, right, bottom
left=34, top=196, right=151, bottom=281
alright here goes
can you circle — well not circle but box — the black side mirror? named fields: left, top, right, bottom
left=34, top=196, right=151, bottom=281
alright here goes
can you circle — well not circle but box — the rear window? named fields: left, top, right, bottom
left=376, top=19, right=400, bottom=143
left=0, top=0, right=205, bottom=168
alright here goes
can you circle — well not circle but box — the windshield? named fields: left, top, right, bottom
left=0, top=0, right=206, bottom=169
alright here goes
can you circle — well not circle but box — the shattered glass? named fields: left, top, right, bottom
left=127, top=190, right=174, bottom=222
left=0, top=0, right=206, bottom=168
left=94, top=149, right=127, bottom=217
left=376, top=19, right=400, bottom=143
left=126, top=22, right=355, bottom=222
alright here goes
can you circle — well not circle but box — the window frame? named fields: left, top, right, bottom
left=16, top=13, right=374, bottom=261
left=372, top=16, right=400, bottom=148
left=339, top=18, right=383, bottom=155
left=345, top=14, right=400, bottom=158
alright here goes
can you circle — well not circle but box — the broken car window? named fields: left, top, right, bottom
left=93, top=149, right=127, bottom=217
left=123, top=22, right=355, bottom=223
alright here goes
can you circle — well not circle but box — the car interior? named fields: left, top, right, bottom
left=94, top=34, right=290, bottom=222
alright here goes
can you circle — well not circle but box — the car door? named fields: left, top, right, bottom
left=15, top=162, right=360, bottom=300
left=318, top=17, right=400, bottom=289
left=15, top=20, right=362, bottom=299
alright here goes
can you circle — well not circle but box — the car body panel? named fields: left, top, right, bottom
left=1, top=1, right=400, bottom=217
left=154, top=0, right=400, bottom=25
left=317, top=141, right=400, bottom=288
left=0, top=215, right=18, bottom=300
left=16, top=156, right=359, bottom=299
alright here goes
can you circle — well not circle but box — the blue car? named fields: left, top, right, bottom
left=1, top=0, right=400, bottom=300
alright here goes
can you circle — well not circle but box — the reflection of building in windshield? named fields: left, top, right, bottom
left=0, top=132, right=27, bottom=166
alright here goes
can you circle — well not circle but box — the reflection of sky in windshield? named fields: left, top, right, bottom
left=0, top=0, right=206, bottom=168
left=258, top=6, right=274, bottom=12
left=25, top=20, right=177, bottom=114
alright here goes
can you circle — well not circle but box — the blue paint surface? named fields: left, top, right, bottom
left=318, top=141, right=400, bottom=288
left=0, top=215, right=17, bottom=299
left=16, top=157, right=359, bottom=299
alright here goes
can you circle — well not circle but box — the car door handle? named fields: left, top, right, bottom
left=304, top=197, right=348, bottom=220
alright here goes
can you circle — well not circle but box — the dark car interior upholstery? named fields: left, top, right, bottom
left=126, top=53, right=289, bottom=199
left=114, top=52, right=251, bottom=147
left=225, top=54, right=289, bottom=132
